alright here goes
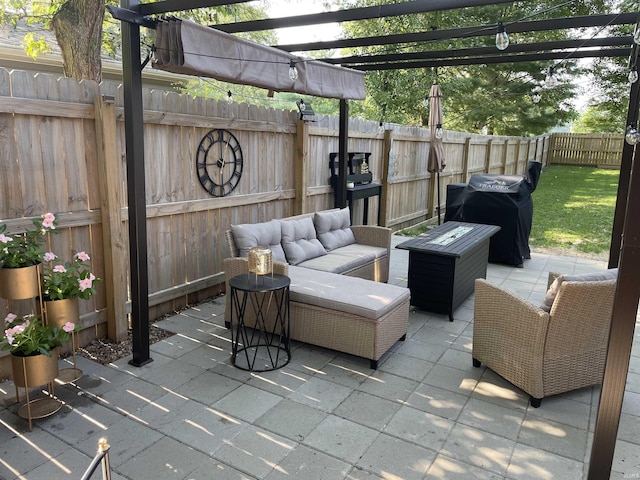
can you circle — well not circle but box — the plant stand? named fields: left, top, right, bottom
left=12, top=352, right=62, bottom=431
left=44, top=298, right=83, bottom=383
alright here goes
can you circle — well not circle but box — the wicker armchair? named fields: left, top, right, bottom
left=472, top=273, right=616, bottom=407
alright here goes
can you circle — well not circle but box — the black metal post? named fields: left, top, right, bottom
left=337, top=99, right=349, bottom=209
left=588, top=40, right=640, bottom=476
left=609, top=43, right=640, bottom=268
left=121, top=0, right=151, bottom=366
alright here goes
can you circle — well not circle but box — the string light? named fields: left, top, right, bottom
left=227, top=90, right=233, bottom=103
left=629, top=67, right=639, bottom=84
left=532, top=90, right=541, bottom=104
left=625, top=125, right=640, bottom=145
left=423, top=95, right=429, bottom=108
left=545, top=66, right=557, bottom=88
left=435, top=123, right=444, bottom=139
left=299, top=99, right=306, bottom=111
left=378, top=121, right=384, bottom=134
left=289, top=61, right=299, bottom=81
left=495, top=22, right=509, bottom=50
left=634, top=25, right=640, bottom=45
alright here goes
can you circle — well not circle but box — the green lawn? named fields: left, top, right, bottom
left=398, top=165, right=620, bottom=259
left=530, top=165, right=619, bottom=256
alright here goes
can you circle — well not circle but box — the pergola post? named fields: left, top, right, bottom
left=121, top=0, right=152, bottom=367
left=337, top=99, right=349, bottom=209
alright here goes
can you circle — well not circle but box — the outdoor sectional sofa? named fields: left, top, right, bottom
left=223, top=208, right=410, bottom=368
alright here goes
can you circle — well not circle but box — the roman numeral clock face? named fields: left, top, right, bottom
left=196, top=129, right=244, bottom=197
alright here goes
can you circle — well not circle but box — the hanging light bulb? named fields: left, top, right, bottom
left=532, top=90, right=541, bottom=104
left=423, top=95, right=429, bottom=108
left=625, top=125, right=639, bottom=145
left=378, top=121, right=384, bottom=134
left=634, top=26, right=640, bottom=45
left=299, top=99, right=306, bottom=111
left=545, top=66, right=557, bottom=88
left=495, top=22, right=509, bottom=51
left=289, top=61, right=298, bottom=81
left=227, top=90, right=233, bottom=104
left=629, top=67, right=639, bottom=84
left=435, top=123, right=444, bottom=139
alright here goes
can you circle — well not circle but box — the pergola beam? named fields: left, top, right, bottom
left=322, top=37, right=632, bottom=65
left=138, top=0, right=253, bottom=15
left=348, top=48, right=630, bottom=70
left=274, top=13, right=636, bottom=52
left=214, top=0, right=516, bottom=33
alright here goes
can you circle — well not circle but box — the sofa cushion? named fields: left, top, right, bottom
left=231, top=220, right=286, bottom=262
left=297, top=244, right=387, bottom=274
left=314, top=208, right=356, bottom=251
left=281, top=217, right=327, bottom=266
left=288, top=266, right=409, bottom=320
left=541, top=268, right=618, bottom=312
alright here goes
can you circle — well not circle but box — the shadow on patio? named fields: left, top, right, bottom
left=1, top=236, right=639, bottom=479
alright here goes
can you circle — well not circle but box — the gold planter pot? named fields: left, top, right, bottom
left=44, top=297, right=79, bottom=327
left=0, top=264, right=41, bottom=300
left=11, top=350, right=60, bottom=388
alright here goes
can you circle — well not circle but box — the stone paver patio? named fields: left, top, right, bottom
left=1, top=235, right=639, bottom=479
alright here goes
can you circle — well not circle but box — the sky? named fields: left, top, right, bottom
left=265, top=0, right=342, bottom=46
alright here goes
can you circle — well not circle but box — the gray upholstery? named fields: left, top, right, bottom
left=281, top=217, right=327, bottom=266
left=314, top=208, right=356, bottom=251
left=230, top=219, right=286, bottom=262
left=288, top=266, right=409, bottom=320
left=541, top=268, right=618, bottom=312
left=297, top=244, right=387, bottom=274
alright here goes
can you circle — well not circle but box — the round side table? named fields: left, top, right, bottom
left=229, top=273, right=291, bottom=371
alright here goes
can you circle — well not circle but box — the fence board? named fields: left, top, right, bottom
left=1, top=69, right=554, bottom=352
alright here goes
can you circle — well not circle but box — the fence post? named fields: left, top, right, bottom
left=294, top=119, right=309, bottom=215
left=462, top=137, right=471, bottom=182
left=94, top=96, right=128, bottom=341
left=501, top=139, right=509, bottom=174
left=484, top=138, right=493, bottom=173
left=380, top=128, right=393, bottom=227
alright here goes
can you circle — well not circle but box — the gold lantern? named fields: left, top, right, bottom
left=248, top=246, right=272, bottom=281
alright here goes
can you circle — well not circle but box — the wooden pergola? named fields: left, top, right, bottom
left=109, top=2, right=640, bottom=478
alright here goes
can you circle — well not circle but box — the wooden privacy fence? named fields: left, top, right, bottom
left=548, top=133, right=623, bottom=167
left=0, top=70, right=549, bottom=370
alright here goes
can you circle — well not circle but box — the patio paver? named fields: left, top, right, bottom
left=1, top=235, right=638, bottom=479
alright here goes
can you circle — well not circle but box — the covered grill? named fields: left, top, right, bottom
left=444, top=161, right=542, bottom=267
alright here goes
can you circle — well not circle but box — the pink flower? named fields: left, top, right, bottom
left=5, top=329, right=15, bottom=345
left=53, top=265, right=67, bottom=273
left=4, top=313, right=17, bottom=324
left=44, top=252, right=57, bottom=262
left=78, top=277, right=93, bottom=292
left=89, top=273, right=96, bottom=281
left=74, top=251, right=90, bottom=262
left=41, top=212, right=56, bottom=229
left=12, top=323, right=27, bottom=335
left=0, top=233, right=12, bottom=244
left=62, top=322, right=75, bottom=333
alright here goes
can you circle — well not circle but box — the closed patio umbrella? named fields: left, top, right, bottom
left=427, top=83, right=446, bottom=224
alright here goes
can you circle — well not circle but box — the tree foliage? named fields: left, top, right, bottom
left=0, top=0, right=273, bottom=81
left=332, top=0, right=618, bottom=135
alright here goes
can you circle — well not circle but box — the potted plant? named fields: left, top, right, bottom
left=1, top=312, right=76, bottom=387
left=0, top=213, right=57, bottom=300
left=41, top=251, right=100, bottom=326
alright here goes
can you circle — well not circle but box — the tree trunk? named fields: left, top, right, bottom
left=51, top=0, right=105, bottom=82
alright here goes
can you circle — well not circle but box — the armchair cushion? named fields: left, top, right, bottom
left=314, top=208, right=356, bottom=251
left=281, top=216, right=327, bottom=266
left=230, top=219, right=286, bottom=262
left=541, top=268, right=618, bottom=312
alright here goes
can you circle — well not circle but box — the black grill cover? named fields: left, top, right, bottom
left=444, top=161, right=542, bottom=266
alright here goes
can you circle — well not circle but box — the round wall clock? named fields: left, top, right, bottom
left=196, top=128, right=244, bottom=197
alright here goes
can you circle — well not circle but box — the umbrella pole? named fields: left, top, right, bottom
left=436, top=170, right=441, bottom=225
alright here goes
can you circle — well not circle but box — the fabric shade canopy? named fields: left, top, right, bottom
left=152, top=18, right=366, bottom=100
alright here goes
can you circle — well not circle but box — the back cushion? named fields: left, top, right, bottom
left=230, top=220, right=286, bottom=262
left=314, top=208, right=356, bottom=252
left=281, top=217, right=327, bottom=266
left=541, top=268, right=618, bottom=312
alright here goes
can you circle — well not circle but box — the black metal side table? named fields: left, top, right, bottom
left=229, top=273, right=291, bottom=371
